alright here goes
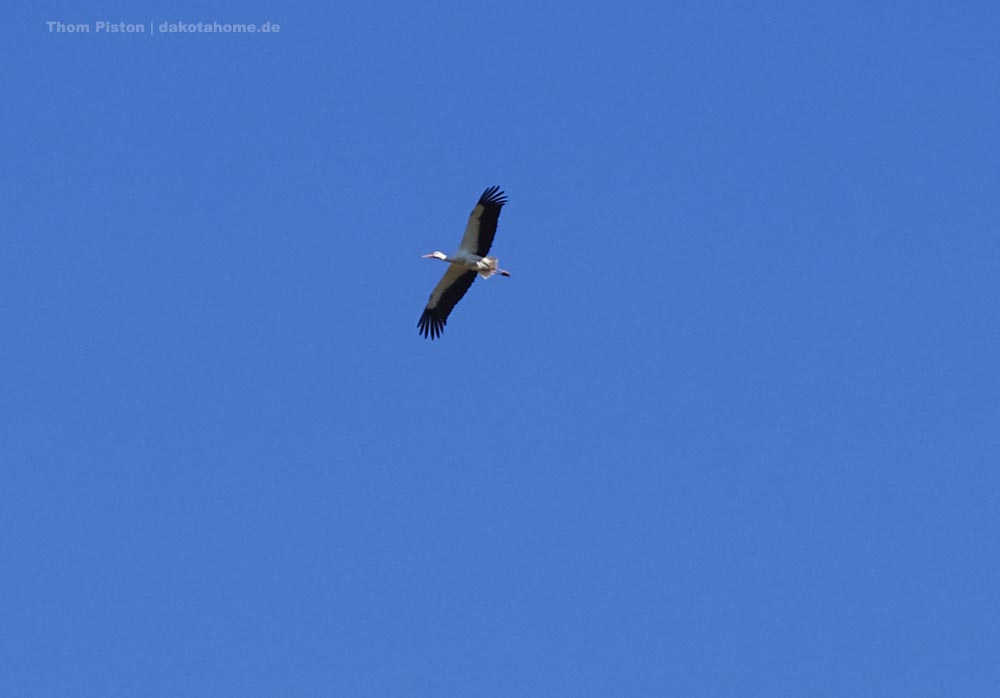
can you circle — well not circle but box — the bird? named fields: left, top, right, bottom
left=418, top=186, right=511, bottom=340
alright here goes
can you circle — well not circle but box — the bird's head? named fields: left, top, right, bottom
left=422, top=251, right=448, bottom=261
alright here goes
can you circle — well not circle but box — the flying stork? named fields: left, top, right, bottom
left=418, top=186, right=511, bottom=340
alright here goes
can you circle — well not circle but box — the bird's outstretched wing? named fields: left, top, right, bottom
left=457, top=186, right=507, bottom=258
left=418, top=266, right=478, bottom=339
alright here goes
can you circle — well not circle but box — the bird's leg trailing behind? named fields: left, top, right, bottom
left=478, top=256, right=511, bottom=279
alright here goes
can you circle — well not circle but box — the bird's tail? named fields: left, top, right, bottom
left=480, top=256, right=512, bottom=279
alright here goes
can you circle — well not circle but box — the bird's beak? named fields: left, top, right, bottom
left=421, top=253, right=435, bottom=258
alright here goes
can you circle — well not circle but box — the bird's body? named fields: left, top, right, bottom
left=418, top=186, right=510, bottom=340
left=422, top=250, right=511, bottom=279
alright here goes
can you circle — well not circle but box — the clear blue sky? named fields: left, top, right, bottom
left=4, top=1, right=999, bottom=695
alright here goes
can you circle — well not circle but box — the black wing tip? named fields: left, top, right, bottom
left=479, top=185, right=507, bottom=207
left=417, top=309, right=445, bottom=340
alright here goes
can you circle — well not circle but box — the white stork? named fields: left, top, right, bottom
left=418, top=186, right=511, bottom=340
